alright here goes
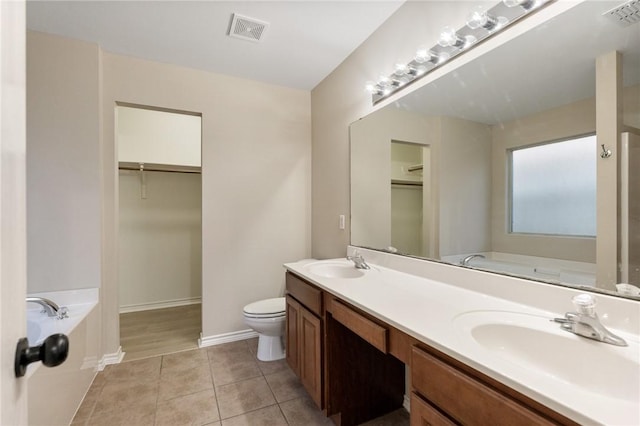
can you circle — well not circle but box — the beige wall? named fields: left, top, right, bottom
left=623, top=83, right=640, bottom=130
left=26, top=32, right=102, bottom=293
left=27, top=31, right=311, bottom=356
left=439, top=116, right=492, bottom=257
left=118, top=170, right=202, bottom=311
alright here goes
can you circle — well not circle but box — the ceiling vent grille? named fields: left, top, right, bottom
left=603, top=0, right=640, bottom=26
left=228, top=13, right=269, bottom=42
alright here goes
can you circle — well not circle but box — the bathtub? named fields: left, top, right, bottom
left=26, top=288, right=100, bottom=426
left=443, top=252, right=596, bottom=287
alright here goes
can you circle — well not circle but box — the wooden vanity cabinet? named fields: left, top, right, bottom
left=285, top=272, right=324, bottom=409
left=285, top=271, right=405, bottom=424
left=284, top=269, right=577, bottom=426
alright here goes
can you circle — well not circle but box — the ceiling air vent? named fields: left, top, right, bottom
left=228, top=13, right=269, bottom=42
left=603, top=0, right=640, bottom=26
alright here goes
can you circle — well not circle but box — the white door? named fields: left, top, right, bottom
left=0, top=1, right=28, bottom=424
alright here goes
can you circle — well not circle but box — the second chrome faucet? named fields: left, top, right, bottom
left=553, top=294, right=627, bottom=346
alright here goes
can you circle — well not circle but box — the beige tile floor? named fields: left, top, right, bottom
left=72, top=338, right=409, bottom=426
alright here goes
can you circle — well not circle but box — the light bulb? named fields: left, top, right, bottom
left=378, top=75, right=391, bottom=87
left=467, top=7, right=509, bottom=32
left=466, top=7, right=498, bottom=30
left=414, top=46, right=430, bottom=63
left=438, top=26, right=461, bottom=47
left=364, top=81, right=379, bottom=94
left=394, top=63, right=408, bottom=76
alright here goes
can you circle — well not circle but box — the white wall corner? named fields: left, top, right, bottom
left=98, top=346, right=125, bottom=370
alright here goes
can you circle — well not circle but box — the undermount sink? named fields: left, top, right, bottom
left=454, top=311, right=639, bottom=402
left=304, top=261, right=365, bottom=279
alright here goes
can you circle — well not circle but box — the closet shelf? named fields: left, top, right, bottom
left=391, top=179, right=423, bottom=187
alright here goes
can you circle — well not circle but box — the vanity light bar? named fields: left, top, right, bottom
left=366, top=0, right=553, bottom=104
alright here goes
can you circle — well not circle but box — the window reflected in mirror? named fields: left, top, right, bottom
left=509, top=134, right=596, bottom=237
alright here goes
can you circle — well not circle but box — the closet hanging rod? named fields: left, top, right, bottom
left=118, top=162, right=201, bottom=174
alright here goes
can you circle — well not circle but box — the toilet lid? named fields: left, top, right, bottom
left=243, top=297, right=285, bottom=317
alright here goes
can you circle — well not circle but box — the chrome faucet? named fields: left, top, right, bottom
left=347, top=251, right=370, bottom=270
left=460, top=254, right=485, bottom=266
left=26, top=297, right=68, bottom=319
left=553, top=294, right=627, bottom=346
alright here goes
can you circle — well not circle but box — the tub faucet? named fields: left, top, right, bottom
left=26, top=297, right=68, bottom=319
left=460, top=254, right=485, bottom=266
left=347, top=251, right=370, bottom=270
left=553, top=294, right=627, bottom=346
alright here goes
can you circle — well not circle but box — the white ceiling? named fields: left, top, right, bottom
left=26, top=0, right=404, bottom=90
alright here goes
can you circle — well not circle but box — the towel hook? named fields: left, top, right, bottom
left=600, top=144, right=612, bottom=159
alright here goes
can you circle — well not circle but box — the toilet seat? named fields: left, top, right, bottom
left=243, top=297, right=285, bottom=319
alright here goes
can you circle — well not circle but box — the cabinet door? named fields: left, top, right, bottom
left=285, top=295, right=300, bottom=375
left=300, top=307, right=322, bottom=408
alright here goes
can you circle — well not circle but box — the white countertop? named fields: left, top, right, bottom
left=284, top=254, right=640, bottom=426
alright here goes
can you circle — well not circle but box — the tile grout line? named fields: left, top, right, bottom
left=152, top=354, right=165, bottom=425
left=260, top=358, right=290, bottom=424
left=207, top=347, right=225, bottom=425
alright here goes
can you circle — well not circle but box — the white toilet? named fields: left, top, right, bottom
left=243, top=297, right=286, bottom=361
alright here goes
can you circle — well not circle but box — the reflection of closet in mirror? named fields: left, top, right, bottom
left=116, top=104, right=202, bottom=360
left=390, top=141, right=429, bottom=257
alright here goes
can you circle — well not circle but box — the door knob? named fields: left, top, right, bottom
left=15, top=333, right=69, bottom=378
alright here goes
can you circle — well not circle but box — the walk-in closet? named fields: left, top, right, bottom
left=117, top=105, right=202, bottom=360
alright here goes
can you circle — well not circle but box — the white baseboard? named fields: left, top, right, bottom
left=98, top=346, right=125, bottom=370
left=403, top=394, right=410, bottom=412
left=198, top=329, right=258, bottom=348
left=119, top=297, right=201, bottom=314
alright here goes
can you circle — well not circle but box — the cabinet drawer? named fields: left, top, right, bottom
left=411, top=346, right=554, bottom=426
left=331, top=299, right=388, bottom=353
left=410, top=392, right=456, bottom=426
left=286, top=272, right=322, bottom=316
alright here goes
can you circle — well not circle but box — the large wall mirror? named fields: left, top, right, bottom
left=350, top=1, right=640, bottom=300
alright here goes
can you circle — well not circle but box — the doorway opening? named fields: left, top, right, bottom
left=390, top=140, right=432, bottom=258
left=116, top=104, right=202, bottom=361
